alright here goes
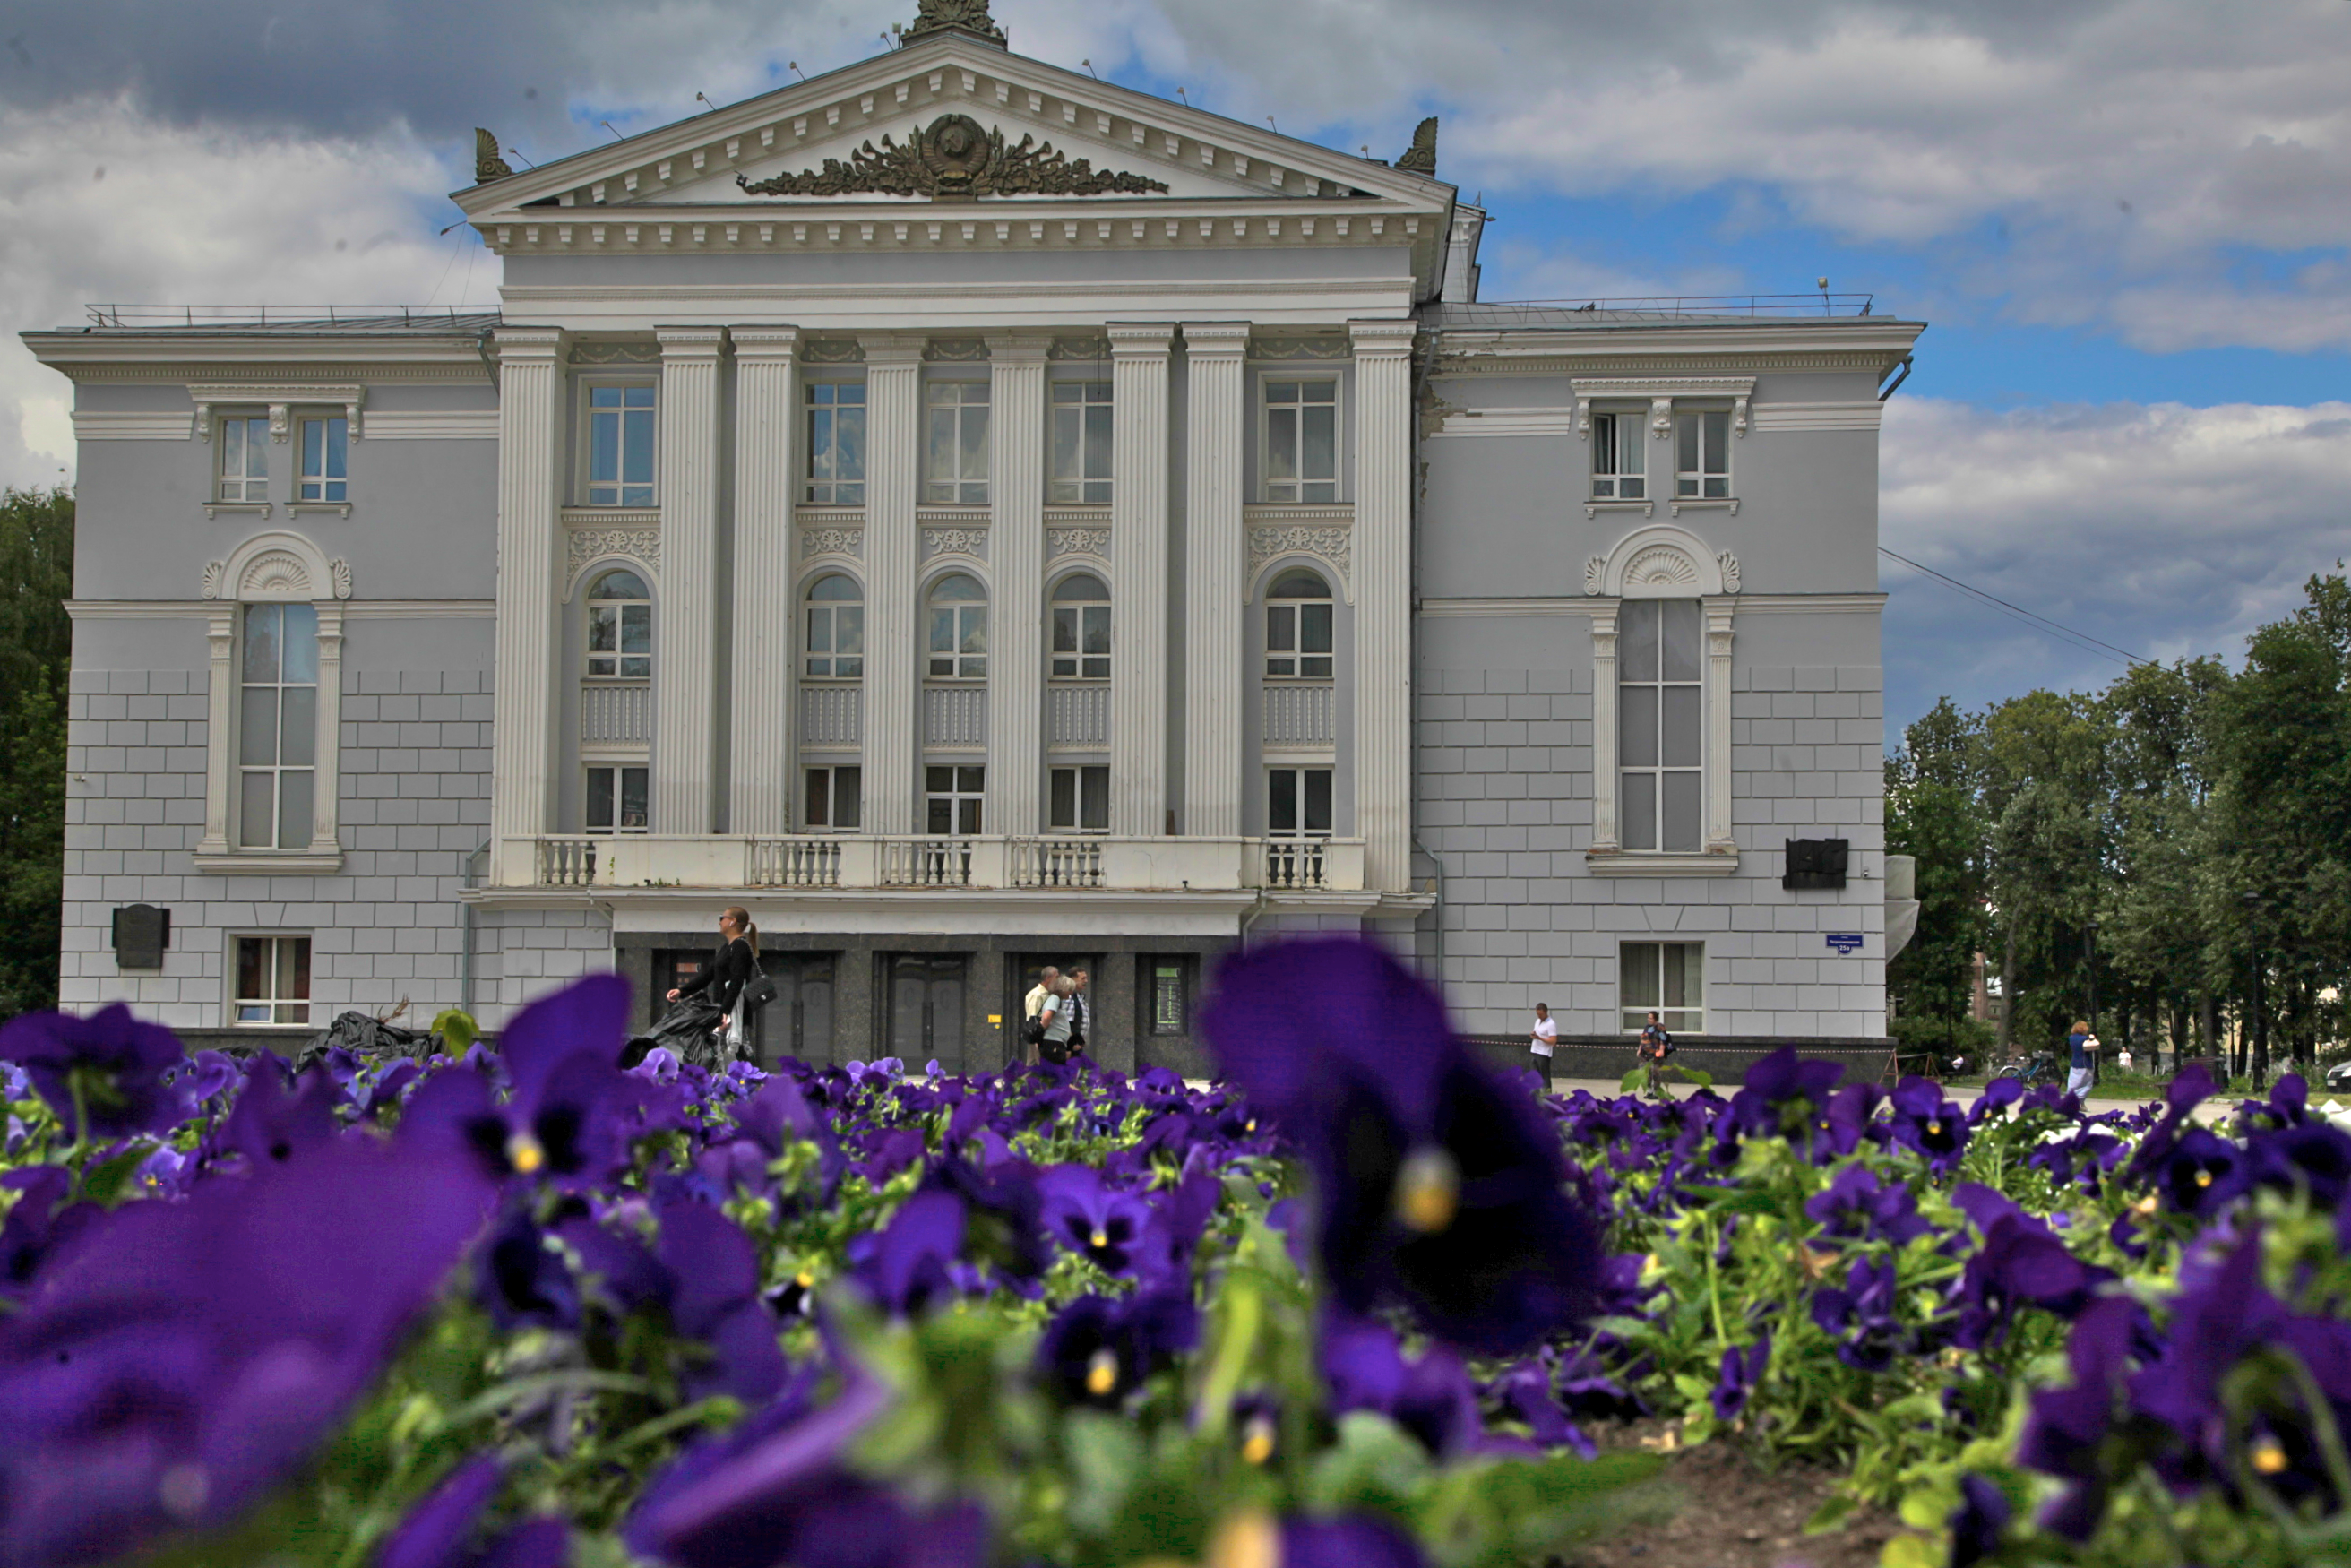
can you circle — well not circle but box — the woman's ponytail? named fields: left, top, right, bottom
left=723, top=906, right=759, bottom=955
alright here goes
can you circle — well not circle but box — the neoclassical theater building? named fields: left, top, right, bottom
left=29, top=0, right=1922, bottom=1069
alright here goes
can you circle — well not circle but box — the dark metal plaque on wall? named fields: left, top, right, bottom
left=112, top=904, right=170, bottom=969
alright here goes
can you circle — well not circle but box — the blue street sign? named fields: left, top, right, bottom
left=1826, top=933, right=1864, bottom=954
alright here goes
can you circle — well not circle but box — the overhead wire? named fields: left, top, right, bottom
left=1877, top=546, right=2151, bottom=668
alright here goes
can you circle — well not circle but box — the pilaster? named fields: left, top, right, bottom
left=1704, top=598, right=1736, bottom=854
left=1107, top=324, right=1174, bottom=838
left=987, top=336, right=1051, bottom=838
left=1181, top=323, right=1250, bottom=838
left=729, top=326, right=801, bottom=835
left=651, top=326, right=727, bottom=834
left=1349, top=318, right=1417, bottom=892
left=488, top=326, right=567, bottom=858
left=1589, top=604, right=1621, bottom=852
left=861, top=335, right=926, bottom=835
left=196, top=608, right=236, bottom=856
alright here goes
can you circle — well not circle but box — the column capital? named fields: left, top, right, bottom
left=1182, top=321, right=1253, bottom=357
left=984, top=332, right=1053, bottom=362
left=1348, top=318, right=1418, bottom=357
left=732, top=324, right=803, bottom=360
left=655, top=325, right=729, bottom=359
left=492, top=324, right=567, bottom=361
left=1107, top=323, right=1177, bottom=357
left=858, top=332, right=927, bottom=366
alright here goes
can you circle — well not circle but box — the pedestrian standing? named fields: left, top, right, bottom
left=1038, top=976, right=1077, bottom=1066
left=1065, top=969, right=1091, bottom=1057
left=1637, top=1011, right=1674, bottom=1098
left=1529, top=1002, right=1558, bottom=1078
left=667, top=906, right=759, bottom=1061
left=2065, top=1020, right=2097, bottom=1100
left=1021, top=966, right=1059, bottom=1066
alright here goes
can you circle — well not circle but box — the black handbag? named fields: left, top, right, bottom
left=738, top=950, right=778, bottom=1012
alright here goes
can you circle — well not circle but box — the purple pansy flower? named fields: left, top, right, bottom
left=1038, top=1165, right=1155, bottom=1276
left=1888, top=1077, right=1970, bottom=1174
left=848, top=1190, right=965, bottom=1316
left=377, top=1456, right=569, bottom=1568
left=658, top=1199, right=787, bottom=1403
left=1710, top=1333, right=1770, bottom=1424
left=1267, top=1514, right=1430, bottom=1568
left=2017, top=1295, right=2138, bottom=1540
left=0, top=1166, right=89, bottom=1303
left=0, top=1003, right=195, bottom=1142
left=401, top=976, right=634, bottom=1190
left=1947, top=1473, right=2013, bottom=1568
left=1320, top=1315, right=1496, bottom=1459
left=1810, top=1255, right=1906, bottom=1371
left=1037, top=1289, right=1199, bottom=1407
left=476, top=1206, right=582, bottom=1331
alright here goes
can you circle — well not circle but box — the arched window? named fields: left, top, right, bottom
left=805, top=573, right=864, bottom=678
left=926, top=573, right=987, bottom=679
left=585, top=569, right=651, bottom=679
left=1049, top=572, right=1110, bottom=680
left=1264, top=568, right=1332, bottom=680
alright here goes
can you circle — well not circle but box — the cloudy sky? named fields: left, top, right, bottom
left=4, top=0, right=2348, bottom=737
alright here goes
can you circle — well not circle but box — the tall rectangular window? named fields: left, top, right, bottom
left=298, top=417, right=348, bottom=503
left=1621, top=942, right=1704, bottom=1033
left=1263, top=379, right=1338, bottom=503
left=239, top=603, right=318, bottom=850
left=587, top=384, right=657, bottom=506
left=805, top=383, right=866, bottom=504
left=234, top=935, right=311, bottom=1025
left=805, top=765, right=862, bottom=831
left=1049, top=381, right=1113, bottom=504
left=1590, top=410, right=1646, bottom=500
left=1675, top=409, right=1730, bottom=499
left=924, top=381, right=990, bottom=504
left=586, top=765, right=650, bottom=833
left=1268, top=768, right=1333, bottom=836
left=1619, top=599, right=1703, bottom=853
left=1048, top=765, right=1110, bottom=831
left=926, top=765, right=985, bottom=835
left=218, top=416, right=270, bottom=502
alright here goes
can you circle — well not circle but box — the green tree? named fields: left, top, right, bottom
left=1885, top=699, right=1989, bottom=1042
left=0, top=487, right=73, bottom=1017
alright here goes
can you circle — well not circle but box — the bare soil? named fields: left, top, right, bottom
left=1566, top=1421, right=1903, bottom=1568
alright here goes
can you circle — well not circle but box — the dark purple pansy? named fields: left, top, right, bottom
left=1038, top=1165, right=1155, bottom=1277
left=0, top=1166, right=88, bottom=1303
left=1810, top=1255, right=1906, bottom=1371
left=2017, top=1296, right=2138, bottom=1540
left=1321, top=1315, right=1491, bottom=1459
left=2157, top=1127, right=2247, bottom=1216
left=0, top=1003, right=195, bottom=1141
left=658, top=1199, right=787, bottom=1403
left=211, top=1064, right=342, bottom=1171
left=476, top=1206, right=582, bottom=1331
left=1888, top=1077, right=1970, bottom=1174
left=401, top=976, right=634, bottom=1190
left=1947, top=1473, right=2012, bottom=1568
left=377, top=1455, right=570, bottom=1568
left=1486, top=1359, right=1597, bottom=1458
left=1729, top=1047, right=1846, bottom=1140
left=1037, top=1289, right=1199, bottom=1407
left=1201, top=937, right=1601, bottom=1357
left=1710, top=1333, right=1770, bottom=1424
left=1271, top=1513, right=1430, bottom=1568
left=848, top=1190, right=965, bottom=1316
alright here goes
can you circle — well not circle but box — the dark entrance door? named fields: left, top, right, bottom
left=760, top=954, right=836, bottom=1068
left=1010, top=952, right=1101, bottom=1064
left=885, top=954, right=967, bottom=1072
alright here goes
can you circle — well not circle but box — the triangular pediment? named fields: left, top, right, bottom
left=458, top=33, right=1447, bottom=220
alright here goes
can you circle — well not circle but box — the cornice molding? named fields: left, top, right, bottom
left=36, top=360, right=488, bottom=385
left=1415, top=592, right=1887, bottom=617
left=68, top=599, right=496, bottom=620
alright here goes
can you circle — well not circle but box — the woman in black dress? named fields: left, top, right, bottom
left=667, top=905, right=758, bottom=1059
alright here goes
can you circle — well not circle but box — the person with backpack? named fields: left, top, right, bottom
left=1637, top=1010, right=1675, bottom=1098
left=1037, top=976, right=1078, bottom=1066
left=1020, top=966, right=1059, bottom=1066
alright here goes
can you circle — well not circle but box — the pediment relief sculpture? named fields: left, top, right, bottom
left=737, top=112, right=1168, bottom=201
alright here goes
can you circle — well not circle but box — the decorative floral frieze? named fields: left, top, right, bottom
left=1047, top=336, right=1111, bottom=362
left=1622, top=544, right=1700, bottom=592
left=1247, top=524, right=1352, bottom=587
left=801, top=526, right=864, bottom=560
left=567, top=527, right=659, bottom=590
left=1252, top=336, right=1353, bottom=361
left=924, top=339, right=989, bottom=362
left=1584, top=556, right=1607, bottom=597
left=1718, top=552, right=1742, bottom=593
left=1046, top=525, right=1110, bottom=559
left=803, top=340, right=865, bottom=365
left=571, top=342, right=659, bottom=366
left=920, top=525, right=988, bottom=561
left=737, top=113, right=1169, bottom=200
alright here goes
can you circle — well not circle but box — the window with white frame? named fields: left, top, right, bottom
left=585, top=569, right=652, bottom=679
left=1264, top=569, right=1334, bottom=680
left=1049, top=573, right=1110, bottom=679
left=1675, top=409, right=1731, bottom=500
left=297, top=416, right=347, bottom=504
left=218, top=416, right=270, bottom=502
left=586, top=765, right=649, bottom=833
left=1049, top=381, right=1112, bottom=504
left=1267, top=767, right=1333, bottom=837
left=804, top=764, right=862, bottom=831
left=1263, top=379, right=1338, bottom=503
left=1590, top=410, right=1646, bottom=500
left=805, top=573, right=864, bottom=678
left=805, top=382, right=866, bottom=504
left=925, top=764, right=985, bottom=835
left=586, top=383, right=657, bottom=506
left=1049, top=765, right=1109, bottom=831
left=239, top=603, right=318, bottom=850
left=1621, top=941, right=1704, bottom=1033
left=234, top=935, right=311, bottom=1025
left=924, top=380, right=990, bottom=504
left=1618, top=599, right=1703, bottom=853
left=926, top=573, right=987, bottom=679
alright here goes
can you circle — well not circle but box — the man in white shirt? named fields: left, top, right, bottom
left=1529, top=1002, right=1558, bottom=1078
left=1020, top=967, right=1059, bottom=1066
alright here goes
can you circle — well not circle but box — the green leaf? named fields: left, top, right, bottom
left=429, top=1008, right=478, bottom=1054
left=81, top=1139, right=155, bottom=1204
left=1061, top=1411, right=1146, bottom=1536
left=1620, top=1067, right=1647, bottom=1092
left=1804, top=1495, right=1859, bottom=1534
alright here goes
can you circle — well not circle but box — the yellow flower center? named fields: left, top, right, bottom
left=506, top=1131, right=546, bottom=1174
left=795, top=1271, right=814, bottom=1289
left=2252, top=1437, right=2289, bottom=1475
left=1927, top=1120, right=1942, bottom=1135
left=1394, top=1146, right=1461, bottom=1235
left=2132, top=1194, right=2159, bottom=1215
left=1245, top=1119, right=1257, bottom=1133
left=1089, top=1227, right=1110, bottom=1250
left=2196, top=1169, right=2213, bottom=1188
left=1085, top=1348, right=1119, bottom=1397
left=1207, top=1510, right=1279, bottom=1568
left=1241, top=1414, right=1277, bottom=1466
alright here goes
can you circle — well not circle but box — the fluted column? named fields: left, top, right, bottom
left=488, top=326, right=567, bottom=870
left=1108, top=324, right=1174, bottom=838
left=1589, top=604, right=1621, bottom=853
left=1705, top=599, right=1736, bottom=854
left=861, top=336, right=925, bottom=835
left=651, top=326, right=727, bottom=834
left=987, top=336, right=1050, bottom=838
left=1181, top=322, right=1250, bottom=838
left=1350, top=319, right=1417, bottom=892
left=729, top=327, right=801, bottom=835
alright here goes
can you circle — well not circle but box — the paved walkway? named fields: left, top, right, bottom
left=1539, top=1075, right=2221, bottom=1120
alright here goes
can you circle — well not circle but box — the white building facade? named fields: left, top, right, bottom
left=29, top=2, right=1923, bottom=1071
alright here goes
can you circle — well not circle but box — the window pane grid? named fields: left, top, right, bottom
left=586, top=765, right=650, bottom=833
left=1617, top=599, right=1702, bottom=853
left=925, top=765, right=985, bottom=835
left=298, top=417, right=347, bottom=503
left=805, top=383, right=868, bottom=504
left=219, top=417, right=270, bottom=502
left=1267, top=768, right=1334, bottom=836
left=587, top=384, right=656, bottom=507
left=234, top=935, right=312, bottom=1025
left=1620, top=942, right=1704, bottom=1033
left=1049, top=765, right=1110, bottom=831
left=1049, top=381, right=1113, bottom=504
left=1591, top=410, right=1648, bottom=500
left=1049, top=579, right=1111, bottom=680
left=1675, top=409, right=1731, bottom=499
left=924, top=381, right=990, bottom=505
left=1264, top=571, right=1334, bottom=680
left=805, top=765, right=862, bottom=831
left=805, top=573, right=865, bottom=678
left=1263, top=380, right=1338, bottom=504
left=926, top=574, right=987, bottom=679
left=238, top=603, right=318, bottom=850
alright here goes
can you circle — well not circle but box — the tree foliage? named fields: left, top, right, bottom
left=0, top=487, right=73, bottom=1017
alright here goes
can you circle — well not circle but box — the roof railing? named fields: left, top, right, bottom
left=1454, top=292, right=1879, bottom=320
left=82, top=304, right=501, bottom=328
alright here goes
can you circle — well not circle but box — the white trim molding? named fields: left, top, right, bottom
left=1585, top=522, right=1735, bottom=599
left=1431, top=406, right=1575, bottom=439
left=1748, top=400, right=1883, bottom=432
left=1571, top=376, right=1753, bottom=442
left=188, top=383, right=366, bottom=440
left=72, top=410, right=194, bottom=441
left=363, top=409, right=500, bottom=440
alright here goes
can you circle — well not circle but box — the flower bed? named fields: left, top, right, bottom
left=1, top=937, right=2347, bottom=1568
